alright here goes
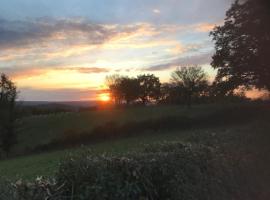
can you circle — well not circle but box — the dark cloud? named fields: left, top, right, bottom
left=0, top=17, right=141, bottom=50
left=144, top=51, right=213, bottom=71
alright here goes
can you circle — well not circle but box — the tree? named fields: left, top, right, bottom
left=171, top=66, right=208, bottom=107
left=106, top=75, right=140, bottom=105
left=119, top=77, right=140, bottom=105
left=106, top=75, right=123, bottom=105
left=159, top=83, right=185, bottom=105
left=210, top=0, right=270, bottom=93
left=0, top=73, right=18, bottom=157
left=137, top=74, right=161, bottom=104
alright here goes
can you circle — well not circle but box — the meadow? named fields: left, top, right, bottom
left=1, top=104, right=209, bottom=179
left=0, top=102, right=269, bottom=183
left=13, top=104, right=223, bottom=154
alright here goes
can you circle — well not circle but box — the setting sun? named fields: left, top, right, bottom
left=99, top=93, right=111, bottom=102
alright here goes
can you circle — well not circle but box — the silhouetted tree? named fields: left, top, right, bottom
left=119, top=77, right=140, bottom=105
left=0, top=73, right=18, bottom=157
left=106, top=75, right=140, bottom=105
left=159, top=83, right=185, bottom=104
left=171, top=66, right=208, bottom=107
left=137, top=74, right=161, bottom=104
left=210, top=0, right=270, bottom=93
left=209, top=82, right=249, bottom=103
left=107, top=71, right=210, bottom=106
left=106, top=75, right=123, bottom=105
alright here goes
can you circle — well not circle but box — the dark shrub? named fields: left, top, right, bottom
left=37, top=143, right=239, bottom=199
left=0, top=142, right=262, bottom=199
left=54, top=143, right=241, bottom=200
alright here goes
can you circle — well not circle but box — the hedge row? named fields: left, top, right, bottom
left=0, top=142, right=246, bottom=200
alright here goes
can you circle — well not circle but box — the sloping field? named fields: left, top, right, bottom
left=0, top=102, right=269, bottom=181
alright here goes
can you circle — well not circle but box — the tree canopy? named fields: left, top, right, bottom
left=137, top=74, right=161, bottom=104
left=106, top=74, right=161, bottom=105
left=171, top=66, right=208, bottom=107
left=210, top=0, right=270, bottom=93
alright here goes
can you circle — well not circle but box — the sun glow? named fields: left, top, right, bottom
left=99, top=93, right=111, bottom=102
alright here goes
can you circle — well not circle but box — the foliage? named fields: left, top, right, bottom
left=0, top=142, right=240, bottom=200
left=137, top=74, right=161, bottom=104
left=105, top=69, right=251, bottom=106
left=0, top=103, right=269, bottom=199
left=210, top=0, right=270, bottom=92
left=119, top=77, right=141, bottom=105
left=159, top=83, right=182, bottom=104
left=106, top=74, right=161, bottom=105
left=106, top=75, right=140, bottom=105
left=105, top=74, right=124, bottom=105
left=171, top=66, right=209, bottom=106
left=0, top=177, right=65, bottom=200
left=0, top=73, right=18, bottom=157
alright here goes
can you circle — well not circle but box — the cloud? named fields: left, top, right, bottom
left=0, top=19, right=166, bottom=68
left=66, top=67, right=109, bottom=74
left=153, top=9, right=161, bottom=14
left=166, top=43, right=205, bottom=55
left=19, top=87, right=98, bottom=101
left=0, top=17, right=216, bottom=52
left=144, top=51, right=213, bottom=71
left=0, top=18, right=150, bottom=51
left=193, top=23, right=217, bottom=32
left=0, top=66, right=110, bottom=80
left=0, top=17, right=216, bottom=98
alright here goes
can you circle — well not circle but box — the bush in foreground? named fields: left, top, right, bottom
left=0, top=142, right=246, bottom=200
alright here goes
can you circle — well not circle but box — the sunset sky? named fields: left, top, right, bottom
left=0, top=0, right=234, bottom=101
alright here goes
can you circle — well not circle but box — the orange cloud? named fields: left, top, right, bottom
left=167, top=43, right=185, bottom=54
left=66, top=67, right=109, bottom=73
left=0, top=20, right=216, bottom=96
left=245, top=89, right=269, bottom=99
left=10, top=66, right=109, bottom=80
left=11, top=68, right=47, bottom=80
left=194, top=23, right=216, bottom=32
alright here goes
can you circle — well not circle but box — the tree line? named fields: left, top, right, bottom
left=106, top=66, right=246, bottom=106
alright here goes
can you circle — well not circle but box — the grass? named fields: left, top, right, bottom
left=1, top=120, right=267, bottom=180
left=14, top=104, right=223, bottom=153
left=0, top=130, right=187, bottom=180
left=0, top=102, right=269, bottom=180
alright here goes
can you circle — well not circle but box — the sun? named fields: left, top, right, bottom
left=99, top=93, right=111, bottom=102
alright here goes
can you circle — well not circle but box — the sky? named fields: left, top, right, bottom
left=0, top=0, right=234, bottom=101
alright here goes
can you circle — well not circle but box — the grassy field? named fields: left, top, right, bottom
left=14, top=104, right=225, bottom=153
left=0, top=131, right=186, bottom=180
left=0, top=102, right=269, bottom=181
